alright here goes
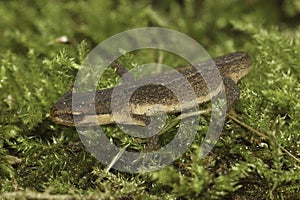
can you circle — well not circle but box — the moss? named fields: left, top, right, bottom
left=1, top=0, right=300, bottom=199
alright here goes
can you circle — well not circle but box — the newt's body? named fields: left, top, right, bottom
left=50, top=52, right=251, bottom=126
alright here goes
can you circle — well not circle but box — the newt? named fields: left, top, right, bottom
left=50, top=51, right=251, bottom=126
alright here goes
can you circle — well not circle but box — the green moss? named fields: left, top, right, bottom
left=1, top=0, right=300, bottom=199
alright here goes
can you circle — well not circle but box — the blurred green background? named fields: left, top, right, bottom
left=0, top=0, right=300, bottom=199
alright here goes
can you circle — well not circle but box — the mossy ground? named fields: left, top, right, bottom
left=0, top=0, right=299, bottom=199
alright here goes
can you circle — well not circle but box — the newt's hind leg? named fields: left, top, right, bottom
left=223, top=77, right=240, bottom=109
